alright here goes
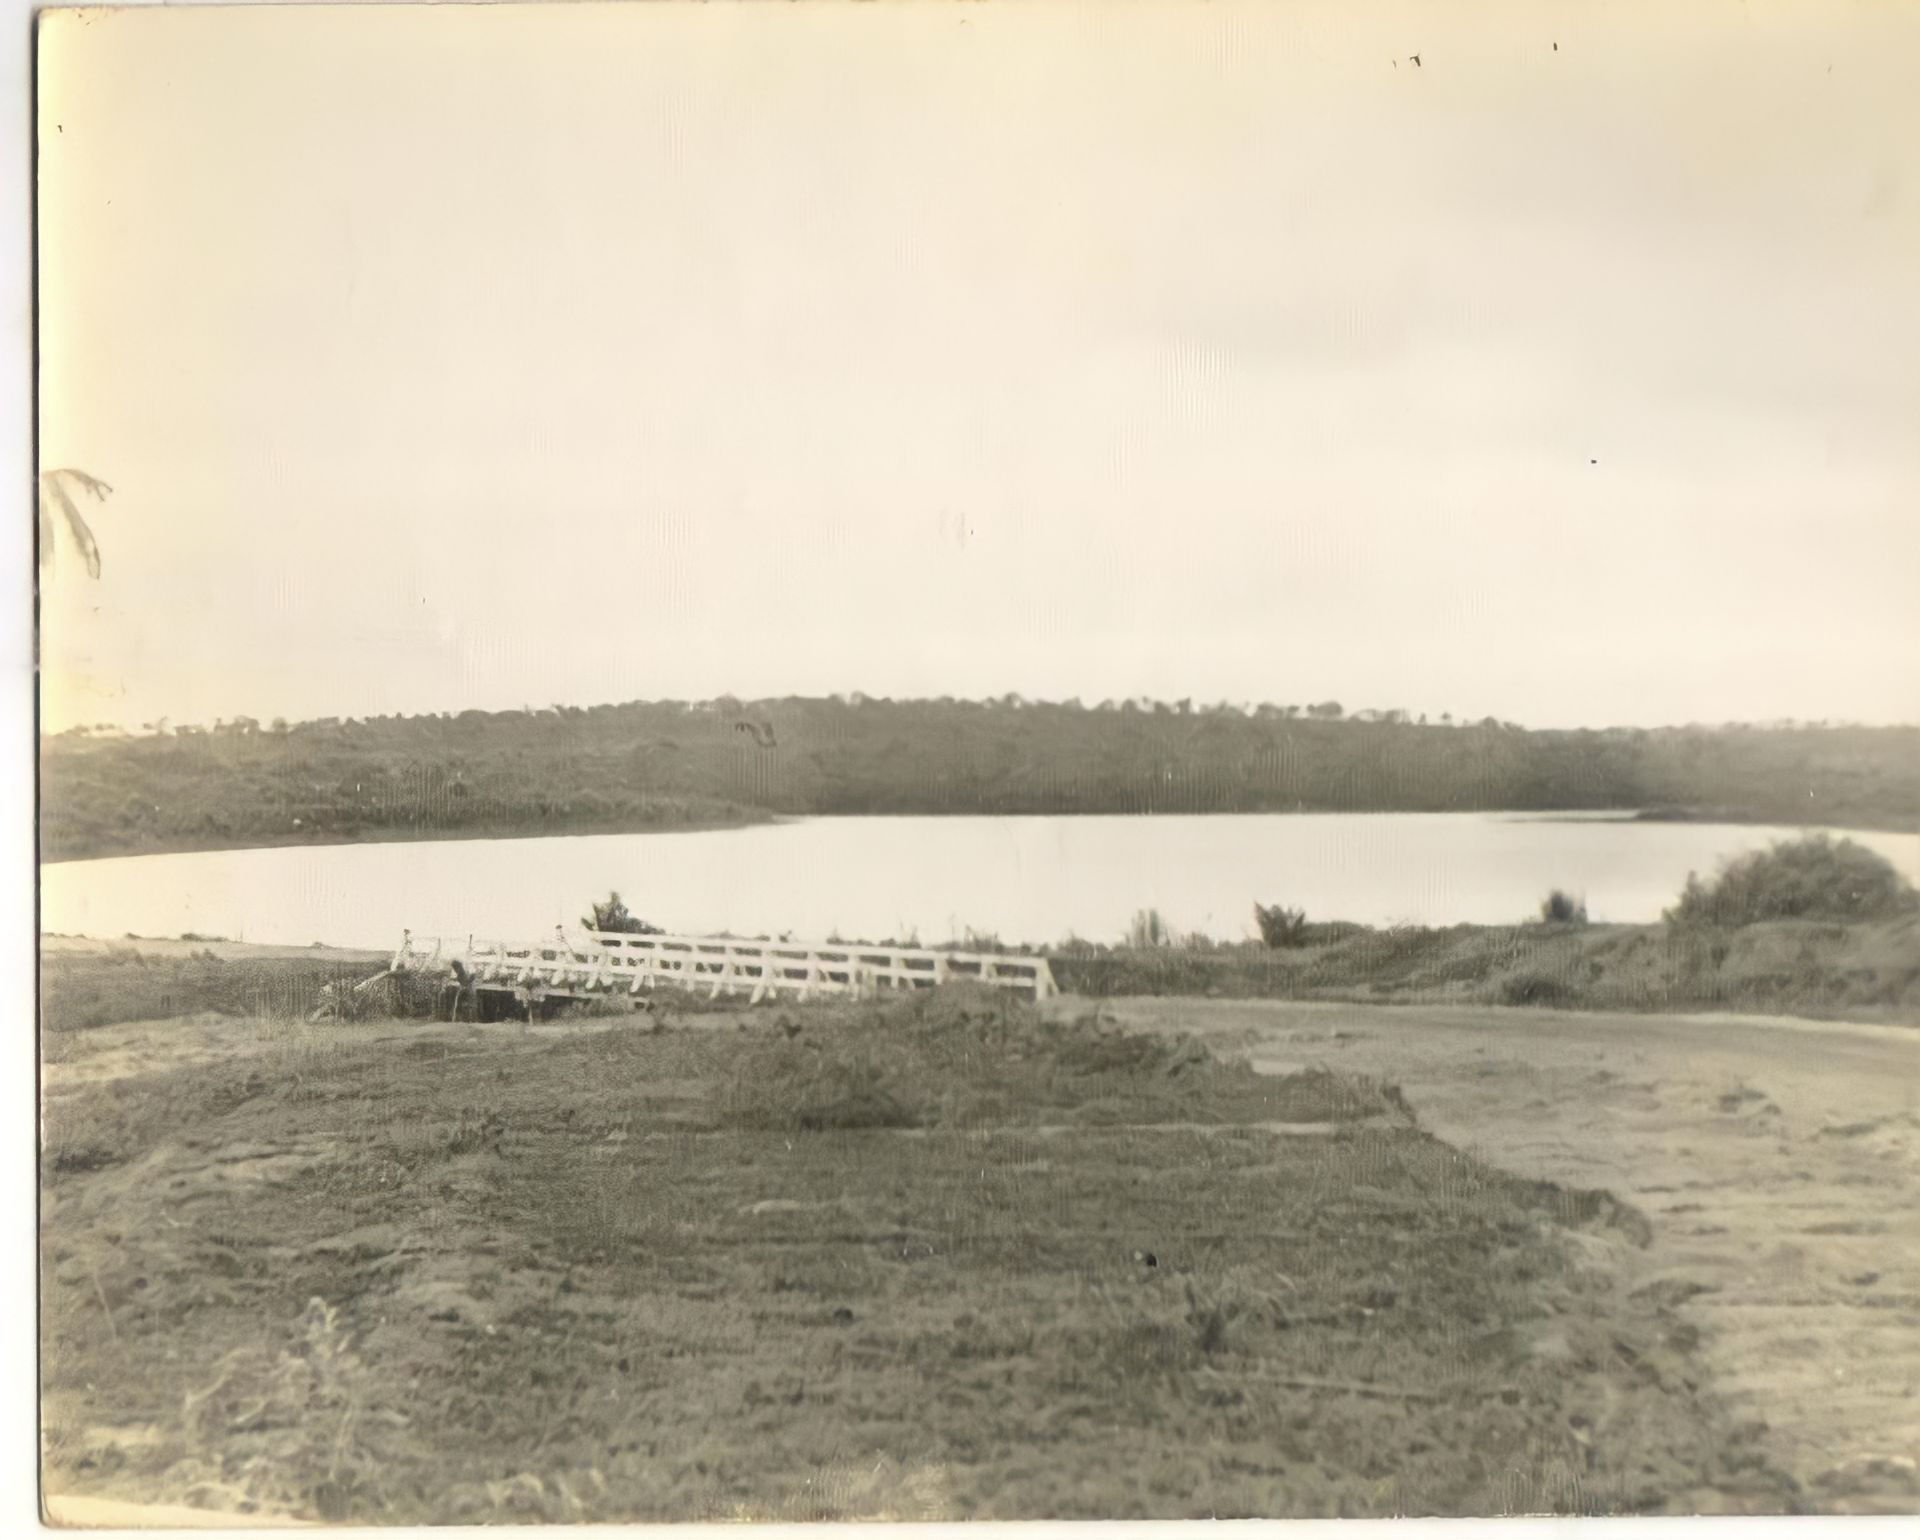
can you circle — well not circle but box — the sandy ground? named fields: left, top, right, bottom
left=1076, top=996, right=1920, bottom=1513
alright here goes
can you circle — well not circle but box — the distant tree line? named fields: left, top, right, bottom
left=39, top=695, right=1920, bottom=861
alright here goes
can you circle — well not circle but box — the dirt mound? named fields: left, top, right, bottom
left=717, top=987, right=1417, bottom=1133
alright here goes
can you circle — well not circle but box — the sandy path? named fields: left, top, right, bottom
left=1075, top=995, right=1920, bottom=1514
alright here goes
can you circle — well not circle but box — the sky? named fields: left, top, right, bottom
left=35, top=0, right=1920, bottom=734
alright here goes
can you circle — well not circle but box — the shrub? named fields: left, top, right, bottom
left=1539, top=889, right=1588, bottom=925
left=1253, top=902, right=1308, bottom=948
left=1664, top=835, right=1918, bottom=927
left=581, top=892, right=662, bottom=935
left=1501, top=971, right=1576, bottom=1007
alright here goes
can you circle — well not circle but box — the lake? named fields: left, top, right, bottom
left=37, top=813, right=1920, bottom=953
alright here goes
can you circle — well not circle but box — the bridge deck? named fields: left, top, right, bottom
left=390, top=928, right=1058, bottom=1007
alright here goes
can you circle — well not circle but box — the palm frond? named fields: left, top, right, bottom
left=50, top=468, right=113, bottom=502
left=37, top=469, right=113, bottom=579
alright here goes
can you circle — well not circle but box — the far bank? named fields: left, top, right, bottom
left=41, top=700, right=1920, bottom=863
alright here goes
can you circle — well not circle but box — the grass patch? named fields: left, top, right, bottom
left=1047, top=916, right=1920, bottom=1023
left=40, top=948, right=389, bottom=1034
left=170, top=1297, right=394, bottom=1521
left=41, top=988, right=1786, bottom=1522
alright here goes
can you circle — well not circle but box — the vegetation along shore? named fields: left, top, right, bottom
left=43, top=839, right=1920, bottom=1030
left=40, top=696, right=1920, bottom=861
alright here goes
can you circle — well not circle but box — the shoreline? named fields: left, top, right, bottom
left=36, top=809, right=795, bottom=867
left=39, top=804, right=1920, bottom=868
left=41, top=913, right=1920, bottom=1030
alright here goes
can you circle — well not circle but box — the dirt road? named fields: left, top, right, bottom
left=1075, top=996, right=1920, bottom=1514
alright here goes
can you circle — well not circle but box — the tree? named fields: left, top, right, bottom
left=38, top=468, right=113, bottom=578
left=1253, top=902, right=1308, bottom=948
left=1126, top=908, right=1176, bottom=948
left=1307, top=701, right=1343, bottom=720
left=582, top=891, right=663, bottom=935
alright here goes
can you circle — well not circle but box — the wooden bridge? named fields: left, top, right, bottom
left=380, top=927, right=1058, bottom=1019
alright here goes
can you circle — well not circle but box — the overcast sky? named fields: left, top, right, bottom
left=36, top=1, right=1920, bottom=733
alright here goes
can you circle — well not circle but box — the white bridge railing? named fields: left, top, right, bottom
left=391, top=928, right=1057, bottom=1005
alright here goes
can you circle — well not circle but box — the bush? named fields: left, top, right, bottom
left=581, top=892, right=663, bottom=935
left=1664, top=835, right=1918, bottom=927
left=1501, top=971, right=1576, bottom=1007
left=1253, top=902, right=1308, bottom=948
left=1539, top=890, right=1588, bottom=925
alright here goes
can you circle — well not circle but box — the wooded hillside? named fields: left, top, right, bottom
left=40, top=697, right=1920, bottom=861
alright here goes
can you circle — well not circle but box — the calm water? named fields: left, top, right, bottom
left=38, top=814, right=1920, bottom=953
